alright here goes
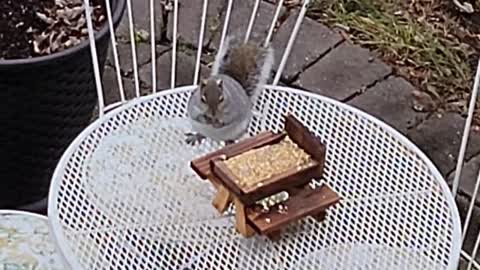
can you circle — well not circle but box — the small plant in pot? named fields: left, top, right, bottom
left=0, top=0, right=126, bottom=212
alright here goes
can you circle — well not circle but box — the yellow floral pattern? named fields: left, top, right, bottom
left=0, top=212, right=64, bottom=270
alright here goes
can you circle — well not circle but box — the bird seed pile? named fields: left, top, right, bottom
left=224, top=136, right=316, bottom=189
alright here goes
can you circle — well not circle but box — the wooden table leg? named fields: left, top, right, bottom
left=212, top=185, right=232, bottom=213
left=234, top=198, right=255, bottom=237
left=210, top=176, right=221, bottom=190
left=311, top=210, right=327, bottom=222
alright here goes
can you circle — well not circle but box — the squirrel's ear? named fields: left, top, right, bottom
left=216, top=79, right=223, bottom=87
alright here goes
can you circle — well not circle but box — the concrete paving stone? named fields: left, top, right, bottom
left=210, top=0, right=284, bottom=50
left=348, top=77, right=425, bottom=135
left=456, top=194, right=480, bottom=264
left=272, top=11, right=343, bottom=81
left=92, top=66, right=149, bottom=121
left=102, top=65, right=137, bottom=104
left=296, top=41, right=392, bottom=101
left=139, top=51, right=211, bottom=91
left=448, top=154, right=480, bottom=204
left=457, top=256, right=470, bottom=270
left=166, top=0, right=225, bottom=47
left=117, top=0, right=164, bottom=42
left=407, top=113, right=480, bottom=176
left=107, top=44, right=170, bottom=74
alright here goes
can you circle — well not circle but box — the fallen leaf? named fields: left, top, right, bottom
left=36, top=12, right=55, bottom=24
left=135, top=29, right=150, bottom=43
left=412, top=90, right=437, bottom=112
left=333, top=23, right=350, bottom=32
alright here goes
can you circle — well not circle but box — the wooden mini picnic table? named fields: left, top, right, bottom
left=191, top=115, right=341, bottom=239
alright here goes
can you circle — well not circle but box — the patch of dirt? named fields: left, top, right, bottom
left=0, top=0, right=52, bottom=59
left=0, top=0, right=106, bottom=60
left=407, top=0, right=480, bottom=120
left=309, top=0, right=480, bottom=123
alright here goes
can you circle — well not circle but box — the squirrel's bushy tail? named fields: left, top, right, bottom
left=250, top=45, right=275, bottom=105
left=211, top=34, right=275, bottom=104
left=211, top=35, right=236, bottom=77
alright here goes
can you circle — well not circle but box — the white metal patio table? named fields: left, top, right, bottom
left=47, top=84, right=461, bottom=270
left=46, top=0, right=461, bottom=268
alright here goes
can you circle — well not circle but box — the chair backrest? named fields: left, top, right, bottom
left=450, top=58, right=480, bottom=270
left=84, top=0, right=311, bottom=118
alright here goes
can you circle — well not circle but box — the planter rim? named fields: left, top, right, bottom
left=0, top=0, right=126, bottom=67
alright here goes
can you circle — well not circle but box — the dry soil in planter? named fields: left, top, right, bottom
left=0, top=0, right=125, bottom=210
left=0, top=0, right=106, bottom=59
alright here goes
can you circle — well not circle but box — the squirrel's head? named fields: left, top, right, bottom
left=197, top=77, right=226, bottom=126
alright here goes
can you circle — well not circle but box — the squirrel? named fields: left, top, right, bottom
left=186, top=35, right=275, bottom=145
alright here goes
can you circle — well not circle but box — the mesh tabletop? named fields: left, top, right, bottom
left=48, top=85, right=461, bottom=270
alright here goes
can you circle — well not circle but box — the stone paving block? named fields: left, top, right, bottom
left=407, top=113, right=480, bottom=176
left=296, top=42, right=392, bottom=101
left=117, top=0, right=164, bottom=42
left=102, top=66, right=136, bottom=104
left=210, top=0, right=284, bottom=50
left=348, top=77, right=425, bottom=135
left=167, top=0, right=225, bottom=47
left=139, top=51, right=211, bottom=91
left=448, top=154, right=480, bottom=204
left=456, top=194, right=480, bottom=263
left=107, top=44, right=170, bottom=74
left=272, top=11, right=343, bottom=81
left=458, top=258, right=468, bottom=270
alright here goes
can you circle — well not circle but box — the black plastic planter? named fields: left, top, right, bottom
left=0, top=0, right=126, bottom=210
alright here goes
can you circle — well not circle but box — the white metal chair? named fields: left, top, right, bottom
left=451, top=58, right=480, bottom=269
left=47, top=0, right=476, bottom=269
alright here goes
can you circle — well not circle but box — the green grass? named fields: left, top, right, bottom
left=309, top=0, right=478, bottom=118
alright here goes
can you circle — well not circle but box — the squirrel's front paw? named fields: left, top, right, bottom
left=185, top=132, right=206, bottom=145
left=225, top=140, right=236, bottom=145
